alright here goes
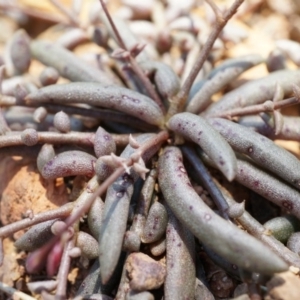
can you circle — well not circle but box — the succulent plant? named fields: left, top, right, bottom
left=1, top=0, right=300, bottom=299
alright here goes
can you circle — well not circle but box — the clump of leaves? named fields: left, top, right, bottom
left=1, top=0, right=300, bottom=299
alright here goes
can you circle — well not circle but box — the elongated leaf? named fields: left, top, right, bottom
left=99, top=134, right=161, bottom=284
left=165, top=209, right=195, bottom=300
left=204, top=69, right=300, bottom=116
left=168, top=112, right=236, bottom=181
left=210, top=118, right=300, bottom=191
left=158, top=146, right=288, bottom=275
left=234, top=156, right=300, bottom=220
left=187, top=54, right=263, bottom=113
left=30, top=40, right=114, bottom=84
left=25, top=83, right=164, bottom=126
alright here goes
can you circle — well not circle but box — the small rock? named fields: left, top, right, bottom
left=126, top=252, right=166, bottom=291
left=266, top=271, right=300, bottom=300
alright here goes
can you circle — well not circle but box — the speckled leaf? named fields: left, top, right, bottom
left=164, top=209, right=195, bottom=300
left=204, top=69, right=300, bottom=116
left=168, top=112, right=236, bottom=181
left=158, top=146, right=288, bottom=275
left=187, top=54, right=263, bottom=114
left=210, top=118, right=300, bottom=191
left=41, top=150, right=96, bottom=179
left=25, top=83, right=164, bottom=126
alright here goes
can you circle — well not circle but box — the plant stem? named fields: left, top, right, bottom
left=64, top=130, right=168, bottom=231
left=211, top=96, right=299, bottom=118
left=55, top=236, right=76, bottom=299
left=98, top=0, right=166, bottom=114
left=0, top=203, right=74, bottom=239
left=166, top=0, right=245, bottom=119
left=0, top=131, right=136, bottom=149
left=220, top=185, right=300, bottom=268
